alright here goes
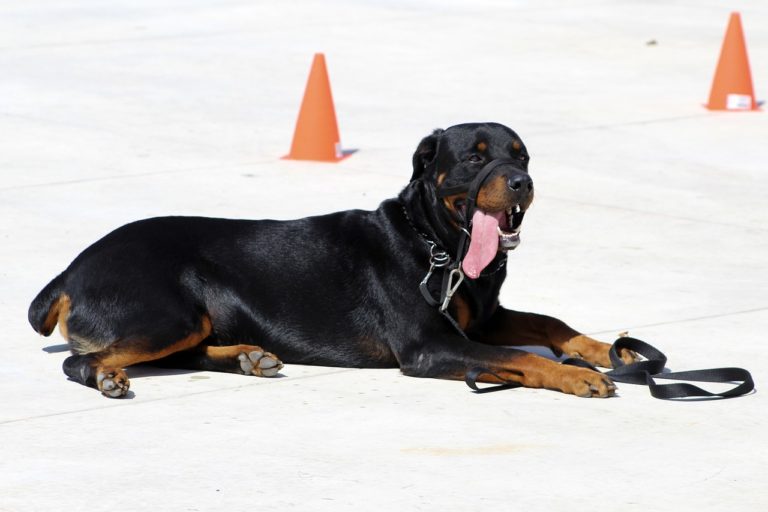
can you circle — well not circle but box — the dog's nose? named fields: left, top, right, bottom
left=507, top=174, right=533, bottom=193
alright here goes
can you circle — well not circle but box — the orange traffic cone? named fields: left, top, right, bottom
left=284, top=53, right=351, bottom=161
left=706, top=12, right=760, bottom=111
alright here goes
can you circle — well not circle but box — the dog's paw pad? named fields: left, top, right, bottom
left=97, top=370, right=130, bottom=398
left=238, top=349, right=283, bottom=377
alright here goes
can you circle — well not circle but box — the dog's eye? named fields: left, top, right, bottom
left=518, top=154, right=528, bottom=161
left=468, top=154, right=483, bottom=163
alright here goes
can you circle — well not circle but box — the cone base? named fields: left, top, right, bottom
left=704, top=103, right=762, bottom=111
left=281, top=150, right=355, bottom=163
left=705, top=107, right=762, bottom=111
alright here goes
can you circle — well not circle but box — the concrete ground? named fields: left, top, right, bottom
left=1, top=1, right=767, bottom=510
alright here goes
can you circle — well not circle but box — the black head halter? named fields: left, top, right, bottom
left=415, top=155, right=526, bottom=327
left=433, top=157, right=525, bottom=266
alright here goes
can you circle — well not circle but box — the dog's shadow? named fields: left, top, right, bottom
left=44, top=344, right=286, bottom=379
left=42, top=344, right=70, bottom=353
left=46, top=344, right=285, bottom=398
left=125, top=365, right=199, bottom=379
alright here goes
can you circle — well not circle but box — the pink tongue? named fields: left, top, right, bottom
left=462, top=210, right=504, bottom=279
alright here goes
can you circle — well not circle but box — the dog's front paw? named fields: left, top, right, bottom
left=613, top=332, right=641, bottom=368
left=561, top=335, right=639, bottom=369
left=237, top=349, right=283, bottom=377
left=97, top=369, right=130, bottom=398
left=561, top=335, right=614, bottom=368
left=559, top=366, right=617, bottom=398
left=614, top=347, right=640, bottom=368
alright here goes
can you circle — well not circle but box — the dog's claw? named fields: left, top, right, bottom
left=567, top=369, right=617, bottom=398
left=586, top=380, right=617, bottom=398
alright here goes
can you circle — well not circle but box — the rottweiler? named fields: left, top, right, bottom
left=29, top=122, right=635, bottom=398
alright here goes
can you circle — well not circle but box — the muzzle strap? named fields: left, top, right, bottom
left=436, top=158, right=519, bottom=199
left=435, top=158, right=521, bottom=265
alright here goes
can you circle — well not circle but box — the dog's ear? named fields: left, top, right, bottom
left=410, top=129, right=443, bottom=181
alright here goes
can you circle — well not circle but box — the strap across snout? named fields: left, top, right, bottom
left=436, top=158, right=520, bottom=227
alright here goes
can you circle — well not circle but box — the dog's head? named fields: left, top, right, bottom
left=410, top=122, right=533, bottom=279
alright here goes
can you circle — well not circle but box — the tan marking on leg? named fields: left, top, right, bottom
left=202, top=344, right=261, bottom=360
left=156, top=343, right=284, bottom=376
left=450, top=294, right=472, bottom=331
left=96, top=315, right=212, bottom=370
left=469, top=353, right=616, bottom=398
left=559, top=334, right=613, bottom=367
left=559, top=334, right=637, bottom=368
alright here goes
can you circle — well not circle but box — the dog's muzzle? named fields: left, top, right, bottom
left=436, top=158, right=532, bottom=279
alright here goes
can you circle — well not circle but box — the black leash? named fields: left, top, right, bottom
left=465, top=336, right=755, bottom=400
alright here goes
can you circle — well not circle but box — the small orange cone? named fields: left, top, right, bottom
left=284, top=53, right=350, bottom=161
left=706, top=12, right=760, bottom=111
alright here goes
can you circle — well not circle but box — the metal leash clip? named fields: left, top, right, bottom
left=427, top=241, right=450, bottom=268
left=420, top=242, right=450, bottom=286
left=440, top=267, right=464, bottom=312
left=419, top=242, right=452, bottom=307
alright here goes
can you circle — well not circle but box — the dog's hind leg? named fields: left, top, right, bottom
left=152, top=344, right=283, bottom=377
left=62, top=315, right=213, bottom=398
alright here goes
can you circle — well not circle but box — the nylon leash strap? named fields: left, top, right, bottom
left=465, top=336, right=754, bottom=400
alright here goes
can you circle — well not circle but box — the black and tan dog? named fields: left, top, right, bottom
left=29, top=122, right=634, bottom=398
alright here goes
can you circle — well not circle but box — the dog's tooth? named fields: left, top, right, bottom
left=514, top=204, right=521, bottom=214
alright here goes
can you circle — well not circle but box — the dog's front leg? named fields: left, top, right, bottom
left=473, top=306, right=635, bottom=368
left=398, top=336, right=616, bottom=397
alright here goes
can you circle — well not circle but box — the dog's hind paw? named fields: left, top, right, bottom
left=97, top=369, right=130, bottom=398
left=238, top=349, right=283, bottom=377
